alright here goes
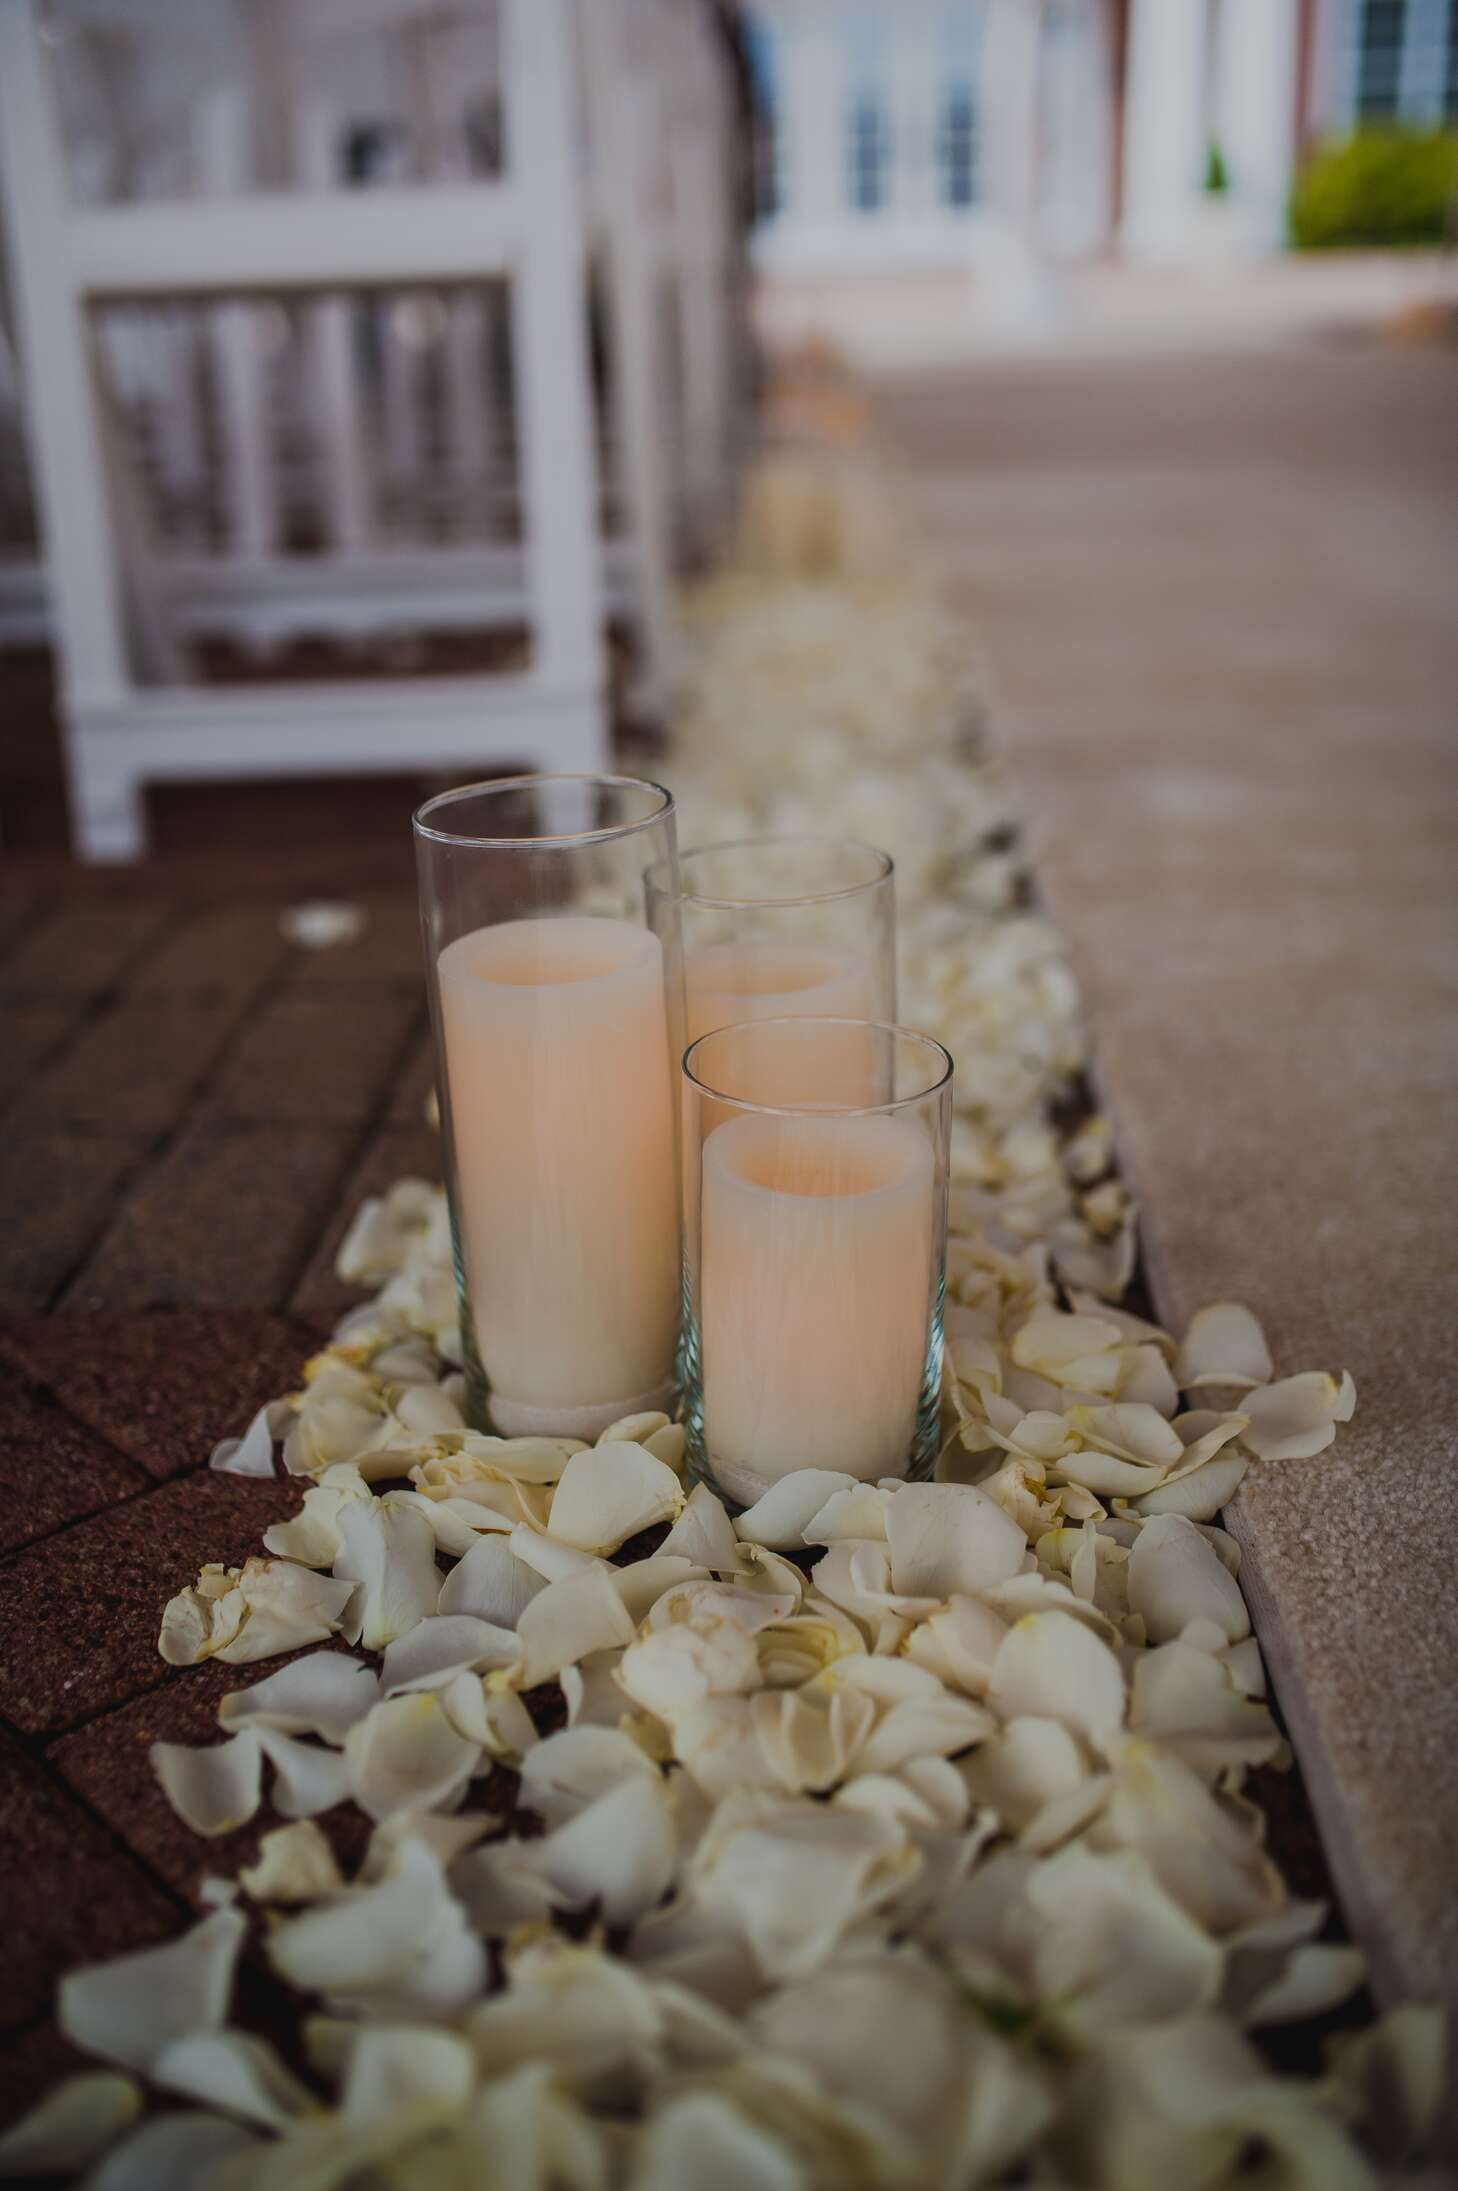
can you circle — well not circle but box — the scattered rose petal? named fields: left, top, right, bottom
left=0, top=2073, right=141, bottom=2177
left=1176, top=1302, right=1274, bottom=1392
left=732, top=1471, right=857, bottom=1550
left=218, top=1652, right=378, bottom=1743
left=547, top=1442, right=684, bottom=1554
left=1239, top=1371, right=1357, bottom=1461
left=343, top=1693, right=482, bottom=1821
left=59, top=1907, right=246, bottom=2073
left=988, top=1610, right=1126, bottom=1740
left=150, top=1731, right=262, bottom=1838
left=885, top=1482, right=1028, bottom=1598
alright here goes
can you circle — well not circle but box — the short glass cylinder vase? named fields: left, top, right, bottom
left=415, top=775, right=684, bottom=1440
left=647, top=836, right=896, bottom=1108
left=681, top=1017, right=952, bottom=1509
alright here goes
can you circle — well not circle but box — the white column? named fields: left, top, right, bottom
left=0, top=0, right=131, bottom=712
left=300, top=101, right=372, bottom=555
left=1217, top=0, right=1298, bottom=254
left=199, top=84, right=281, bottom=564
left=1121, top=0, right=1208, bottom=263
left=782, top=3, right=843, bottom=246
left=505, top=0, right=605, bottom=706
left=979, top=0, right=1063, bottom=338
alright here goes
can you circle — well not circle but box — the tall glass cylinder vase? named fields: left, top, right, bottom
left=415, top=775, right=684, bottom=1440
left=647, top=837, right=896, bottom=1107
left=682, top=1017, right=952, bottom=1508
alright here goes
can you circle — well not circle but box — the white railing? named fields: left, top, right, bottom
left=0, top=0, right=745, bottom=857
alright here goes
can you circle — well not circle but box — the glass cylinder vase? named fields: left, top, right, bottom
left=415, top=775, right=684, bottom=1440
left=647, top=836, right=896, bottom=1108
left=681, top=1017, right=952, bottom=1508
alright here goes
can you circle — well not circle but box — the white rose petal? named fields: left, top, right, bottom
left=333, top=1499, right=441, bottom=1650
left=269, top=1839, right=484, bottom=2014
left=519, top=1726, right=662, bottom=1828
left=84, top=2115, right=259, bottom=2191
left=209, top=1398, right=290, bottom=1478
left=150, top=1731, right=262, bottom=1838
left=343, top=1692, right=482, bottom=1821
left=1239, top=1371, right=1357, bottom=1461
left=960, top=1715, right=1087, bottom=1831
left=151, top=2031, right=314, bottom=2131
left=261, top=1466, right=372, bottom=1567
left=218, top=1652, right=378, bottom=1743
left=631, top=2094, right=803, bottom=2191
left=1128, top=1513, right=1250, bottom=1645
left=695, top=1800, right=914, bottom=1982
left=885, top=1482, right=1028, bottom=1599
left=1129, top=1640, right=1280, bottom=1773
left=1131, top=1451, right=1249, bottom=1522
left=659, top=1484, right=744, bottom=1572
left=0, top=2073, right=141, bottom=2177
left=1176, top=1303, right=1274, bottom=1392
left=615, top=1556, right=709, bottom=1625
left=988, top=1610, right=1126, bottom=1741
left=903, top=1597, right=1010, bottom=1697
left=619, top=1617, right=761, bottom=1723
left=547, top=1442, right=685, bottom=1554
left=239, top=1820, right=344, bottom=1903
left=338, top=2023, right=476, bottom=2130
left=1025, top=1843, right=1224, bottom=2033
left=733, top=1471, right=857, bottom=1550
left=437, top=1534, right=548, bottom=1626
left=531, top=1774, right=678, bottom=1925
left=380, top=1614, right=521, bottom=1695
left=59, top=1907, right=246, bottom=2073
left=255, top=1728, right=354, bottom=1818
left=802, top=1482, right=895, bottom=1544
left=513, top=1567, right=637, bottom=1687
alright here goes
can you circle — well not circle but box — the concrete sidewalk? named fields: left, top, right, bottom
left=876, top=338, right=1458, bottom=2007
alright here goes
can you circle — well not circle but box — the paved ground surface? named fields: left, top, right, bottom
left=0, top=866, right=442, bottom=2113
left=876, top=335, right=1458, bottom=2011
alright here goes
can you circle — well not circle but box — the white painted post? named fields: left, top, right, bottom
left=1120, top=0, right=1209, bottom=263
left=505, top=0, right=606, bottom=726
left=980, top=0, right=1063, bottom=337
left=581, top=0, right=677, bottom=713
left=670, top=5, right=731, bottom=547
left=374, top=125, right=431, bottom=538
left=1217, top=0, right=1299, bottom=253
left=443, top=293, right=494, bottom=538
left=0, top=2, right=131, bottom=727
left=300, top=100, right=372, bottom=554
left=200, top=85, right=281, bottom=565
left=782, top=1, right=844, bottom=246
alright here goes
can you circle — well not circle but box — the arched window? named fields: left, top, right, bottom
left=938, top=4, right=981, bottom=211
left=745, top=17, right=783, bottom=219
left=1356, top=0, right=1408, bottom=117
left=844, top=9, right=890, bottom=215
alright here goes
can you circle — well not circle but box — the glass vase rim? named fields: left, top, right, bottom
left=683, top=1016, right=953, bottom=1118
left=649, top=832, right=894, bottom=910
left=413, top=773, right=675, bottom=852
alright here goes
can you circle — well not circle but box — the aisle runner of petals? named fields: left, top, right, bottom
left=1, top=464, right=1441, bottom=2189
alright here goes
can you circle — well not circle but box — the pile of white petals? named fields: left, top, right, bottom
left=3, top=464, right=1441, bottom=2190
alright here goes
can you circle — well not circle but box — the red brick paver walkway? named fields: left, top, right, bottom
left=0, top=877, right=434, bottom=2115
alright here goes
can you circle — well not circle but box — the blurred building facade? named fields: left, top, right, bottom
left=744, top=0, right=1458, bottom=279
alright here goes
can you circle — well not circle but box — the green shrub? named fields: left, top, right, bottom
left=1204, top=143, right=1229, bottom=196
left=1290, top=126, right=1458, bottom=249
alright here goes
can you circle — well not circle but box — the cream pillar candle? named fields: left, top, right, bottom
left=685, top=940, right=878, bottom=1106
left=438, top=914, right=679, bottom=1437
left=698, top=1109, right=935, bottom=1500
